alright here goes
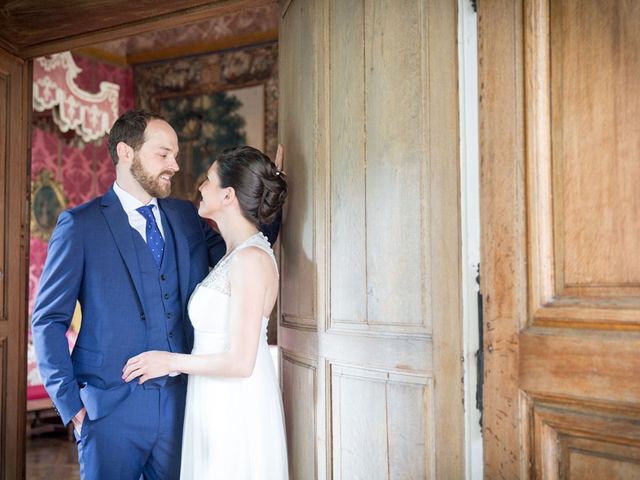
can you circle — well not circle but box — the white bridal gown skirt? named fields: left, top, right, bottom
left=180, top=336, right=288, bottom=479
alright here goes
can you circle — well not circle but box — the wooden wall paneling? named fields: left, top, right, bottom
left=519, top=331, right=640, bottom=404
left=478, top=0, right=528, bottom=477
left=0, top=48, right=30, bottom=480
left=481, top=0, right=640, bottom=477
left=280, top=0, right=462, bottom=477
left=280, top=0, right=328, bottom=477
left=0, top=71, right=6, bottom=319
left=528, top=0, right=640, bottom=330
left=16, top=0, right=277, bottom=59
left=529, top=398, right=640, bottom=479
left=425, top=0, right=464, bottom=476
left=279, top=0, right=317, bottom=331
left=551, top=0, right=640, bottom=295
left=364, top=0, right=427, bottom=331
left=330, top=364, right=435, bottom=479
left=328, top=0, right=367, bottom=327
left=0, top=64, right=6, bottom=480
left=281, top=350, right=318, bottom=480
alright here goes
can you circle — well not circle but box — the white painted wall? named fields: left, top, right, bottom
left=458, top=1, right=483, bottom=479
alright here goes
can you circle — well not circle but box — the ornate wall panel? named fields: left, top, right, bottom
left=526, top=0, right=640, bottom=328
left=523, top=395, right=640, bottom=479
left=479, top=0, right=640, bottom=476
left=0, top=73, right=6, bottom=322
left=279, top=0, right=317, bottom=330
left=279, top=0, right=461, bottom=476
left=330, top=364, right=434, bottom=479
left=0, top=47, right=29, bottom=480
left=0, top=337, right=5, bottom=440
left=328, top=0, right=430, bottom=335
left=281, top=351, right=317, bottom=480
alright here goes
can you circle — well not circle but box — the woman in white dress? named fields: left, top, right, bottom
left=122, top=145, right=288, bottom=479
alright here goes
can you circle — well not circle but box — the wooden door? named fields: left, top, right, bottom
left=0, top=48, right=31, bottom=479
left=479, top=1, right=640, bottom=478
left=278, top=0, right=463, bottom=478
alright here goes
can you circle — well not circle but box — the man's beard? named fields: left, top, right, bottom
left=131, top=153, right=172, bottom=198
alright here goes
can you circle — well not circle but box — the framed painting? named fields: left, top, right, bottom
left=157, top=83, right=265, bottom=202
left=31, top=169, right=67, bottom=241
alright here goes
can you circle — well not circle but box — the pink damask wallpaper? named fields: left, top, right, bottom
left=28, top=55, right=133, bottom=388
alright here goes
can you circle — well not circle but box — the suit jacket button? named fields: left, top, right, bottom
left=140, top=313, right=145, bottom=320
left=160, top=274, right=167, bottom=281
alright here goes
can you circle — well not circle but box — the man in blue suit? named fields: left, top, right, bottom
left=32, top=109, right=280, bottom=479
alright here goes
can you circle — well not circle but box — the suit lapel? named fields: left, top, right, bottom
left=100, top=188, right=145, bottom=306
left=159, top=199, right=191, bottom=310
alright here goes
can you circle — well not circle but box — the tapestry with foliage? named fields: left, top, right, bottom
left=135, top=43, right=278, bottom=202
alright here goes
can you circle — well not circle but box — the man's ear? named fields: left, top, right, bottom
left=116, top=142, right=134, bottom=164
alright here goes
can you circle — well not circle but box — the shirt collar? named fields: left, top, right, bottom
left=113, top=182, right=159, bottom=215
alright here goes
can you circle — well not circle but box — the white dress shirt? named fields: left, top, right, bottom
left=112, top=182, right=165, bottom=242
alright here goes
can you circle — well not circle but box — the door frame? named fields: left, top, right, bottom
left=2, top=1, right=273, bottom=475
left=0, top=47, right=31, bottom=480
left=7, top=1, right=487, bottom=476
left=457, top=0, right=483, bottom=478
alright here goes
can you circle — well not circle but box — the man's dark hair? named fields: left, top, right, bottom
left=107, top=109, right=166, bottom=165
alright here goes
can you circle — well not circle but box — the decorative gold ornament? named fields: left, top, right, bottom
left=31, top=170, right=67, bottom=242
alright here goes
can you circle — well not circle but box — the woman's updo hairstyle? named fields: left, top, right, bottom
left=214, top=146, right=287, bottom=226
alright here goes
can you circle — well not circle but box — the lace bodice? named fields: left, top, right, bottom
left=200, top=232, right=278, bottom=296
left=187, top=232, right=278, bottom=347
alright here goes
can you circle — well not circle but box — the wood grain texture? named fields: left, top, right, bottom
left=552, top=0, right=640, bottom=291
left=279, top=0, right=462, bottom=477
left=520, top=331, right=640, bottom=404
left=526, top=396, right=640, bottom=479
left=364, top=0, right=426, bottom=330
left=481, top=0, right=640, bottom=477
left=478, top=0, right=527, bottom=477
left=279, top=0, right=317, bottom=330
left=281, top=351, right=317, bottom=480
left=330, top=364, right=434, bottom=479
left=0, top=47, right=30, bottom=480
left=328, top=0, right=367, bottom=327
left=0, top=71, right=6, bottom=321
left=526, top=0, right=640, bottom=331
left=0, top=0, right=276, bottom=58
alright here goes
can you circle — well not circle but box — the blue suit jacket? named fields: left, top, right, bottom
left=32, top=187, right=280, bottom=425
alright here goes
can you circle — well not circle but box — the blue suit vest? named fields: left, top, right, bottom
left=131, top=209, right=188, bottom=357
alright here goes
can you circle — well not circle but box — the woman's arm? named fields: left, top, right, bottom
left=122, top=247, right=274, bottom=383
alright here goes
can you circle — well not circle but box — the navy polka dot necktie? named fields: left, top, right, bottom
left=137, top=205, right=165, bottom=267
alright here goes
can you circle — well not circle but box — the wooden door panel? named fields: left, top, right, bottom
left=330, top=364, right=434, bottom=479
left=0, top=47, right=30, bottom=480
left=279, top=0, right=462, bottom=478
left=328, top=0, right=431, bottom=334
left=279, top=0, right=317, bottom=332
left=528, top=398, right=640, bottom=480
left=281, top=351, right=317, bottom=480
left=527, top=0, right=640, bottom=330
left=480, top=0, right=640, bottom=478
left=550, top=0, right=640, bottom=292
left=520, top=332, right=640, bottom=404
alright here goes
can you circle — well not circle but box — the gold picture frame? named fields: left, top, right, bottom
left=31, top=169, right=67, bottom=242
